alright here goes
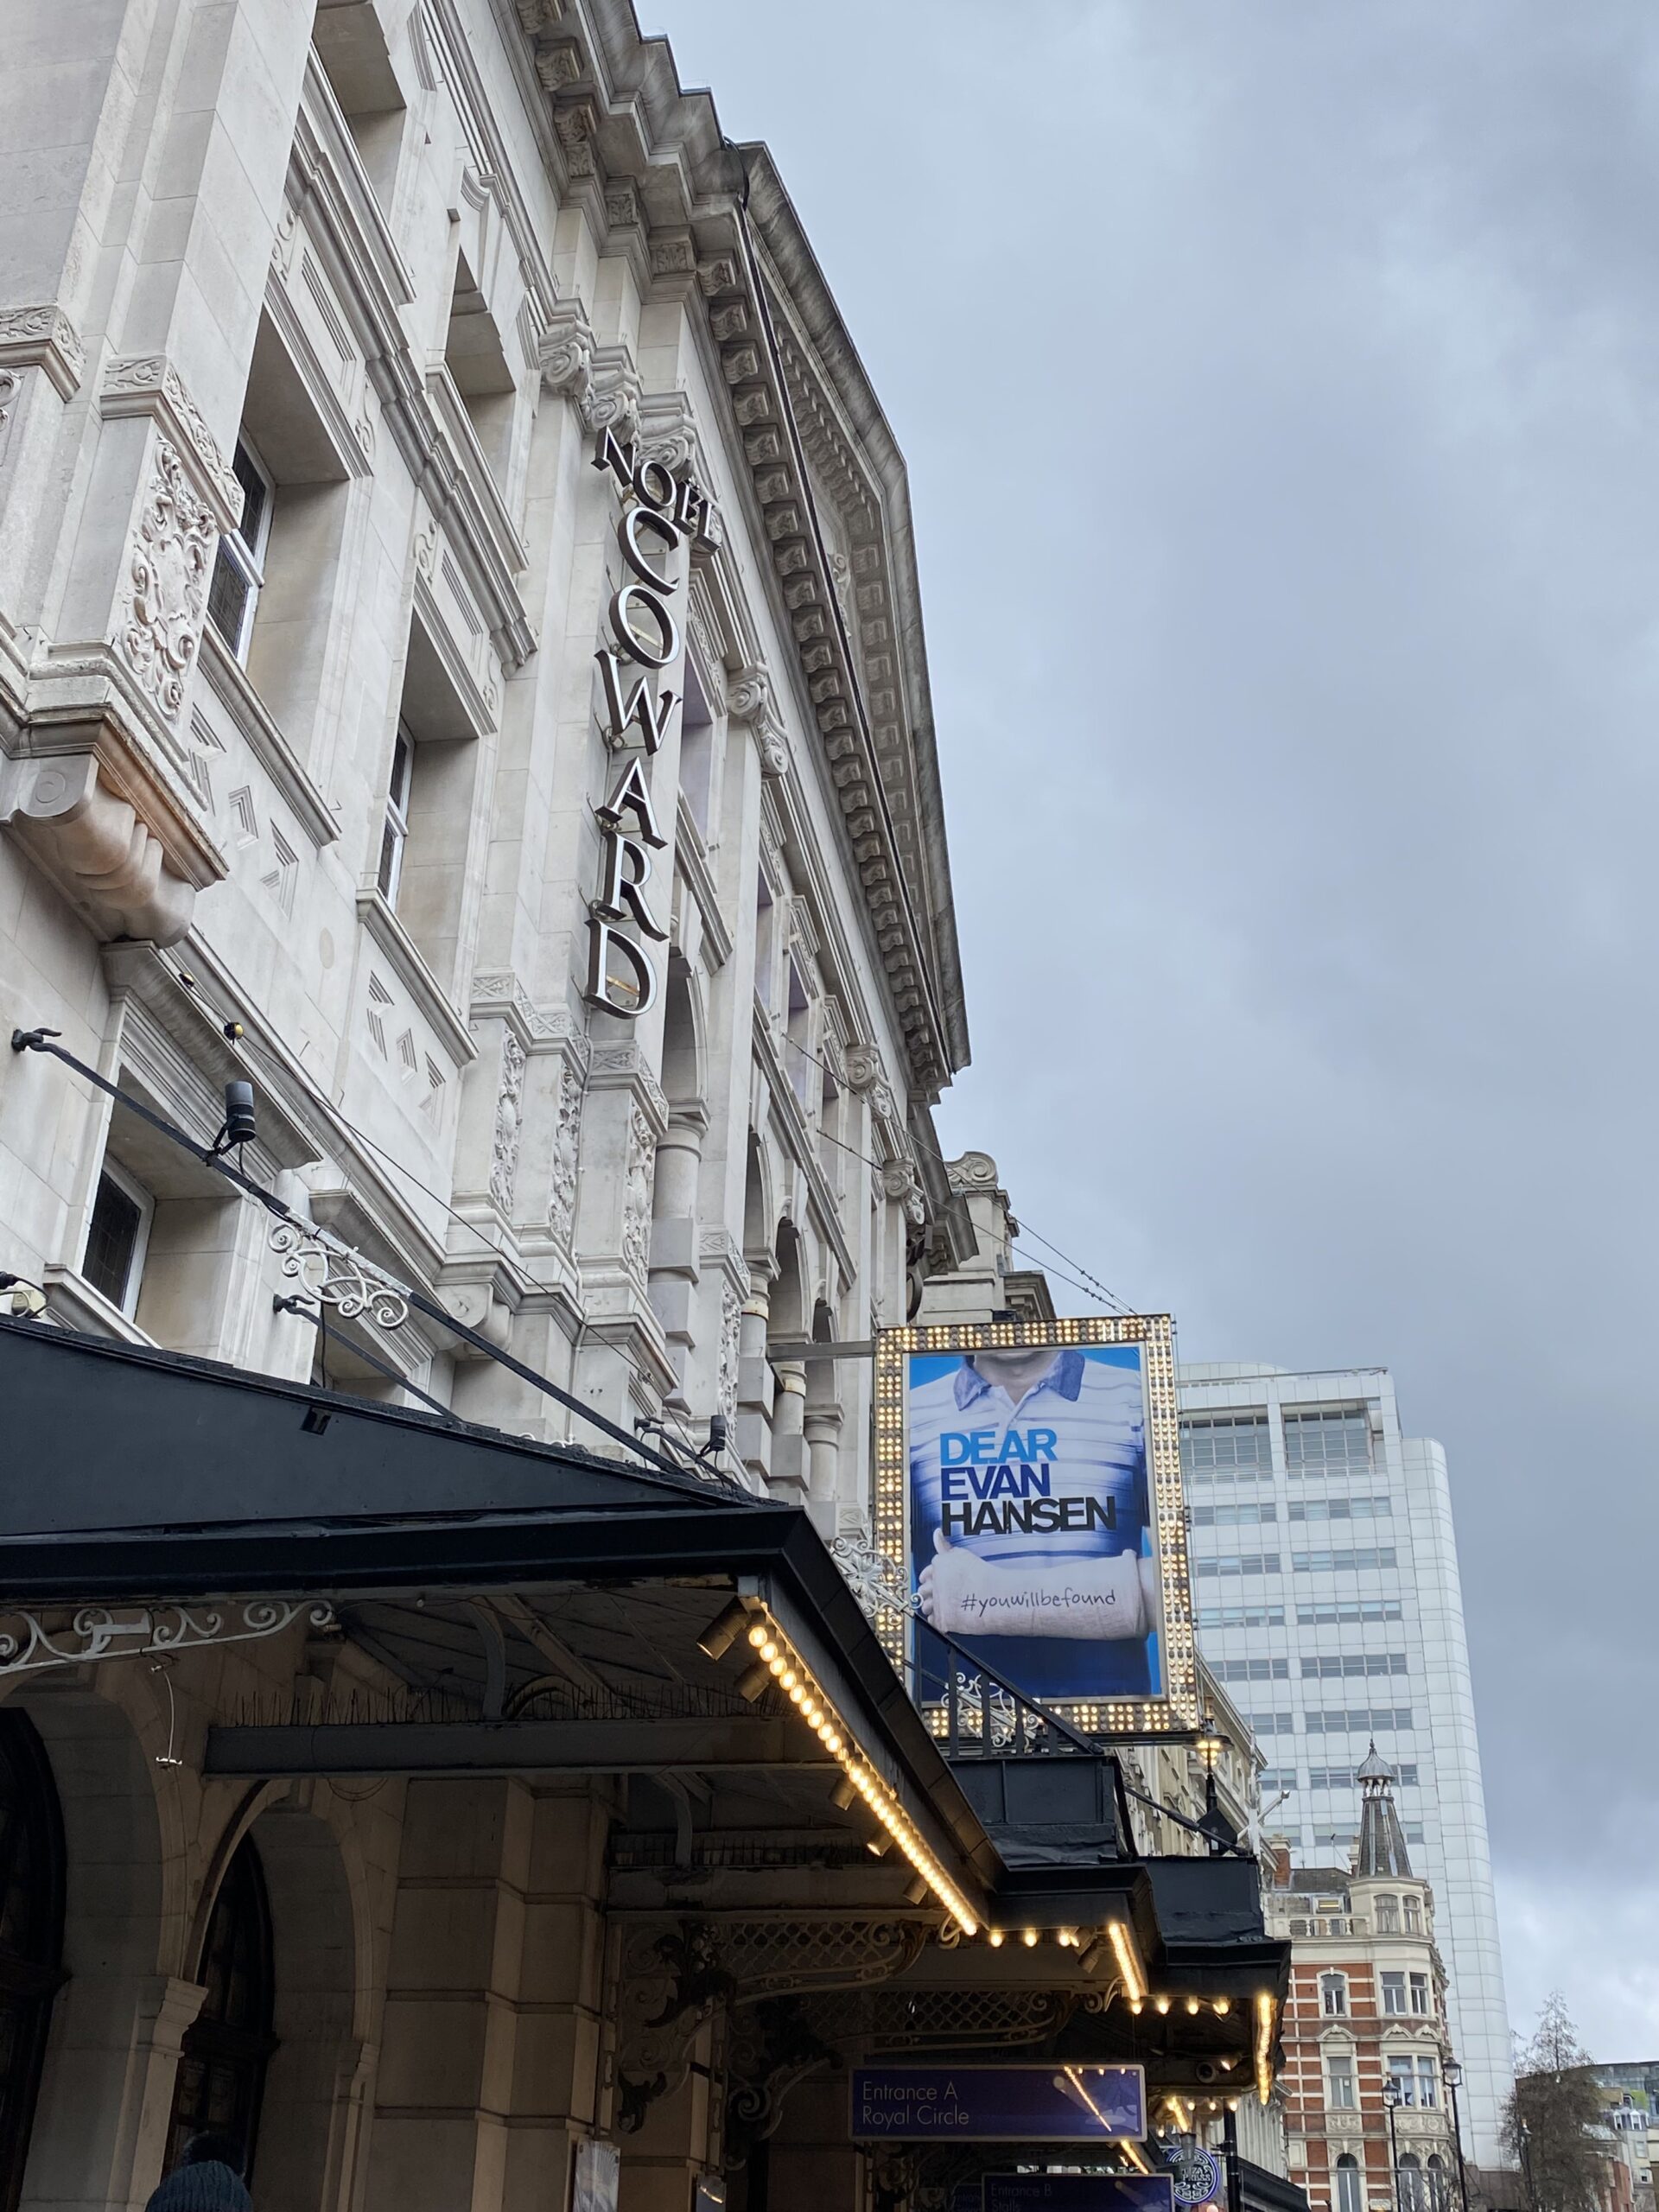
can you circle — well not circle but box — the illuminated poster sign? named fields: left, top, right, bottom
left=850, top=2064, right=1147, bottom=2141
left=583, top=426, right=715, bottom=1020
left=874, top=1317, right=1198, bottom=1734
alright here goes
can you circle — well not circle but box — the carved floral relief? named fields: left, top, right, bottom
left=114, top=439, right=219, bottom=722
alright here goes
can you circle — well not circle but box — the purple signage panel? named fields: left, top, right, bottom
left=850, top=2066, right=1148, bottom=2142
left=986, top=2180, right=1174, bottom=2212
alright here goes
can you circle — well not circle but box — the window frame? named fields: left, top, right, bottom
left=207, top=434, right=276, bottom=665
left=1409, top=1970, right=1431, bottom=2015
left=1320, top=1972, right=1349, bottom=2018
left=1336, top=2157, right=1363, bottom=2212
left=378, top=721, right=416, bottom=907
left=1381, top=1970, right=1408, bottom=2016
left=80, top=1155, right=155, bottom=1319
left=1326, top=2051, right=1357, bottom=2110
left=1389, top=2055, right=1418, bottom=2106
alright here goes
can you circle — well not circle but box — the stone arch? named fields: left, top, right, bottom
left=238, top=1797, right=368, bottom=2212
left=742, top=1129, right=777, bottom=1285
left=10, top=1681, right=171, bottom=2212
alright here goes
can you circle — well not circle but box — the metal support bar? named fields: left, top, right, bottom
left=204, top=1716, right=831, bottom=1777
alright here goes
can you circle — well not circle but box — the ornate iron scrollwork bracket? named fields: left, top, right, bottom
left=0, top=1599, right=339, bottom=1680
left=269, top=1219, right=410, bottom=1329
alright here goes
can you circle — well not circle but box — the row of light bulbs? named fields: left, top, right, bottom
left=704, top=1600, right=1281, bottom=2103
left=734, top=1613, right=982, bottom=1934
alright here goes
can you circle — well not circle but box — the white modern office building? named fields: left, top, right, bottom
left=1179, top=1363, right=1514, bottom=2170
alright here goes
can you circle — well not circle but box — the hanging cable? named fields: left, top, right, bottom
left=9, top=1027, right=741, bottom=1497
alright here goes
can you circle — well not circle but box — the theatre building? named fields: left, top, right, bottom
left=0, top=0, right=1289, bottom=2204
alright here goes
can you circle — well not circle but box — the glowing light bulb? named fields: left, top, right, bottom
left=748, top=1625, right=769, bottom=1648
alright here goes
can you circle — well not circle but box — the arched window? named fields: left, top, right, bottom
left=1399, top=2152, right=1424, bottom=2212
left=1336, top=2155, right=1363, bottom=2212
left=166, top=1837, right=276, bottom=2171
left=1376, top=1893, right=1401, bottom=1933
left=0, top=1713, right=65, bottom=2212
left=1427, top=2156, right=1449, bottom=2212
left=1403, top=1894, right=1423, bottom=1934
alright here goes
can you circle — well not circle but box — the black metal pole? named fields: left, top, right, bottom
left=1386, top=2096, right=1402, bottom=2212
left=1224, top=2100, right=1244, bottom=2212
left=1447, top=2077, right=1471, bottom=2212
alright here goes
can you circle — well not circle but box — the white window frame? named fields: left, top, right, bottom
left=378, top=721, right=415, bottom=906
left=1382, top=1971, right=1408, bottom=2016
left=209, top=433, right=275, bottom=664
left=1320, top=1972, right=1349, bottom=2018
left=81, top=1155, right=155, bottom=1319
left=1326, top=2052, right=1357, bottom=2110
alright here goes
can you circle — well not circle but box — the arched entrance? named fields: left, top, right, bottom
left=0, top=1715, right=64, bottom=2212
left=166, top=1837, right=276, bottom=2169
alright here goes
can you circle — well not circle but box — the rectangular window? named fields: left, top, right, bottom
left=1320, top=1974, right=1349, bottom=2018
left=1417, top=2058, right=1439, bottom=2107
left=1284, top=1407, right=1373, bottom=1474
left=1389, top=2054, right=1416, bottom=2102
left=1292, top=1547, right=1398, bottom=1573
left=1244, top=1713, right=1297, bottom=1737
left=378, top=723, right=414, bottom=906
left=1304, top=1708, right=1413, bottom=1736
left=1193, top=1501, right=1279, bottom=1528
left=1307, top=1764, right=1421, bottom=1790
left=1193, top=1553, right=1282, bottom=1579
left=1327, top=2054, right=1357, bottom=2107
left=1198, top=1604, right=1287, bottom=1629
left=1208, top=1657, right=1290, bottom=1683
left=1382, top=1974, right=1408, bottom=2018
left=1410, top=1973, right=1431, bottom=2015
left=1260, top=1769, right=1298, bottom=1792
left=1288, top=1495, right=1393, bottom=1522
left=1180, top=1414, right=1273, bottom=1477
left=1298, top=1600, right=1403, bottom=1625
left=1302, top=1653, right=1410, bottom=1679
left=80, top=1160, right=153, bottom=1317
left=207, top=435, right=275, bottom=664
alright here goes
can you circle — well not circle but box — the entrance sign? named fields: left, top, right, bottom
left=582, top=427, right=715, bottom=1020
left=874, top=1317, right=1199, bottom=1737
left=1160, top=2144, right=1223, bottom=2206
left=850, top=2064, right=1147, bottom=2141
left=985, top=2178, right=1175, bottom=2212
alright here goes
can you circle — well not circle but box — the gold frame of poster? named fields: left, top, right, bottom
left=873, top=1313, right=1200, bottom=1738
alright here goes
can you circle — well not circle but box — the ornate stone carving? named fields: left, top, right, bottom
left=114, top=439, right=218, bottom=721
left=552, top=96, right=600, bottom=180
left=729, top=664, right=788, bottom=777
left=0, top=753, right=199, bottom=944
left=489, top=1031, right=528, bottom=1213
left=620, top=1103, right=655, bottom=1283
left=717, top=1281, right=741, bottom=1426
left=538, top=299, right=596, bottom=403
left=548, top=1058, right=583, bottom=1247
left=0, top=304, right=85, bottom=399
left=880, top=1159, right=926, bottom=1228
left=0, top=369, right=18, bottom=467
left=533, top=37, right=583, bottom=90
left=650, top=235, right=696, bottom=282
left=604, top=181, right=642, bottom=233
left=844, top=1042, right=899, bottom=1129
left=582, top=344, right=641, bottom=439
left=615, top=1921, right=735, bottom=2132
left=100, top=356, right=241, bottom=523
left=945, top=1149, right=1001, bottom=1193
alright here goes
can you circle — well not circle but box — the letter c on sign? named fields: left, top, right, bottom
left=609, top=582, right=681, bottom=671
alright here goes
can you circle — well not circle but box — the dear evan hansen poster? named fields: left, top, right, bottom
left=907, top=1342, right=1163, bottom=1702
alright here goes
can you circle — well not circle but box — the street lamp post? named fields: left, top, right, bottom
left=1384, top=2079, right=1404, bottom=2212
left=1443, top=2059, right=1471, bottom=2212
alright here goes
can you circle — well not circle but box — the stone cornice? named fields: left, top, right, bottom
left=0, top=306, right=86, bottom=400
left=98, top=356, right=242, bottom=528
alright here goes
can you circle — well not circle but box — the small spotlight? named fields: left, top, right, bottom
left=735, top=1662, right=770, bottom=1701
left=696, top=1599, right=750, bottom=1662
left=220, top=1079, right=257, bottom=1148
left=831, top=1777, right=858, bottom=1810
left=903, top=1875, right=928, bottom=1904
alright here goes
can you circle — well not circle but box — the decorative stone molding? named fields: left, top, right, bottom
left=533, top=36, right=584, bottom=90
left=552, top=96, right=601, bottom=180
left=588, top=1040, right=670, bottom=1135
left=469, top=969, right=563, bottom=1047
left=489, top=1030, right=529, bottom=1212
left=582, top=343, right=641, bottom=439
left=716, top=1280, right=741, bottom=1425
left=945, top=1149, right=1001, bottom=1194
left=844, top=1041, right=900, bottom=1135
left=604, top=181, right=643, bottom=235
left=0, top=749, right=204, bottom=944
left=99, top=356, right=242, bottom=527
left=548, top=1057, right=584, bottom=1247
left=0, top=304, right=85, bottom=400
left=728, top=662, right=788, bottom=778
left=620, top=1103, right=655, bottom=1285
left=112, top=438, right=219, bottom=723
left=538, top=299, right=595, bottom=402
left=514, top=0, right=564, bottom=30
left=880, top=1159, right=926, bottom=1228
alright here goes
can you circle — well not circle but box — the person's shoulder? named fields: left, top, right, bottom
left=907, top=1367, right=965, bottom=1416
left=1078, top=1358, right=1145, bottom=1400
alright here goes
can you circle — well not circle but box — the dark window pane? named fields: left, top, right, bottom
left=83, top=1172, right=143, bottom=1309
left=232, top=441, right=267, bottom=550
left=207, top=544, right=252, bottom=649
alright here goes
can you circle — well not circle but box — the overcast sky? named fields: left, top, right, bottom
left=657, top=2, right=1659, bottom=2058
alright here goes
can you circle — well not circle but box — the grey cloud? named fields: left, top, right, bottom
left=660, top=0, right=1659, bottom=2049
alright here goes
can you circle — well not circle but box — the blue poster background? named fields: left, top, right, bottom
left=985, top=2177, right=1175, bottom=2212
left=850, top=2065, right=1147, bottom=2141
left=906, top=1343, right=1161, bottom=1701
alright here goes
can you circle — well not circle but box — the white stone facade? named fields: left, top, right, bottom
left=0, top=0, right=967, bottom=1514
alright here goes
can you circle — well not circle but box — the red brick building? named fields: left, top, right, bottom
left=1268, top=1751, right=1465, bottom=2212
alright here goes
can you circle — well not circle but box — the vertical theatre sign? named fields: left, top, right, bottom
left=584, top=426, right=715, bottom=1020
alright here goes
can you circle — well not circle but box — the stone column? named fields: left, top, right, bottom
left=804, top=1402, right=844, bottom=1530
left=647, top=1104, right=707, bottom=1407
left=768, top=1361, right=809, bottom=1502
left=734, top=1283, right=774, bottom=1486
